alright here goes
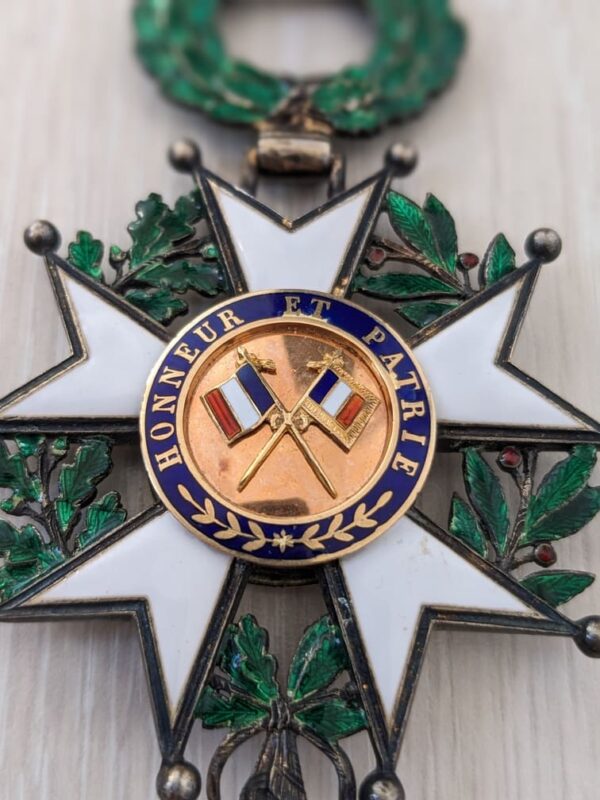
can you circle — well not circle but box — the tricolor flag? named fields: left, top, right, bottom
left=302, top=365, right=379, bottom=450
left=204, top=360, right=277, bottom=443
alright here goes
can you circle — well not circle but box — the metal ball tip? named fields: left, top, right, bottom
left=576, top=616, right=600, bottom=658
left=360, top=769, right=405, bottom=800
left=168, top=139, right=202, bottom=174
left=23, top=220, right=61, bottom=256
left=156, top=760, right=201, bottom=800
left=385, top=143, right=418, bottom=177
left=524, top=228, right=562, bottom=264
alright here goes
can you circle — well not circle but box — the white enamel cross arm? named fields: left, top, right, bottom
left=411, top=262, right=600, bottom=434
left=336, top=507, right=580, bottom=762
left=0, top=257, right=170, bottom=422
left=197, top=167, right=392, bottom=295
left=0, top=506, right=246, bottom=749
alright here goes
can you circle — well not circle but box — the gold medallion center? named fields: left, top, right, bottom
left=176, top=318, right=398, bottom=522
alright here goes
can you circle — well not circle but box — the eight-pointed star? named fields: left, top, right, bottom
left=0, top=166, right=597, bottom=769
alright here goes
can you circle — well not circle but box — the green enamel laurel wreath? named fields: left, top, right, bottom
left=449, top=446, right=600, bottom=607
left=0, top=437, right=126, bottom=601
left=134, top=0, right=465, bottom=133
left=196, top=614, right=366, bottom=792
left=66, top=189, right=227, bottom=325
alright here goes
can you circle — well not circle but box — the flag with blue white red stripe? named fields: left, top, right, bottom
left=302, top=355, right=379, bottom=450
left=204, top=350, right=277, bottom=443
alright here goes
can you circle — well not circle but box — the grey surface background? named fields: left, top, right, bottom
left=1, top=1, right=600, bottom=798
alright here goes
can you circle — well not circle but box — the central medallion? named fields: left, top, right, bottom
left=141, top=291, right=436, bottom=565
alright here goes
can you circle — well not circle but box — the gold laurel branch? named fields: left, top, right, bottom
left=178, top=484, right=267, bottom=552
left=300, top=490, right=394, bottom=552
left=177, top=485, right=393, bottom=555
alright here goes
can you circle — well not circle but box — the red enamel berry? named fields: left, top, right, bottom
left=459, top=252, right=479, bottom=270
left=366, top=246, right=387, bottom=267
left=498, top=446, right=522, bottom=470
left=534, top=543, right=557, bottom=567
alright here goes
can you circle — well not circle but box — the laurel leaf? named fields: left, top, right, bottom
left=226, top=512, right=241, bottom=532
left=523, top=446, right=597, bottom=537
left=352, top=273, right=458, bottom=299
left=204, top=498, right=215, bottom=518
left=355, top=518, right=378, bottom=530
left=521, top=570, right=595, bottom=607
left=480, top=233, right=516, bottom=287
left=135, top=0, right=464, bottom=133
left=372, top=490, right=393, bottom=514
left=302, top=524, right=321, bottom=541
left=178, top=484, right=194, bottom=504
left=329, top=514, right=343, bottom=533
left=242, top=538, right=266, bottom=553
left=287, top=616, right=348, bottom=701
left=191, top=512, right=213, bottom=525
left=304, top=539, right=326, bottom=551
left=248, top=520, right=265, bottom=540
left=423, top=194, right=458, bottom=273
left=213, top=529, right=241, bottom=540
left=334, top=531, right=354, bottom=542
left=296, top=698, right=367, bottom=743
left=78, top=491, right=126, bottom=549
left=397, top=299, right=459, bottom=328
left=67, top=231, right=104, bottom=282
left=125, top=288, right=187, bottom=324
left=449, top=494, right=487, bottom=557
left=521, top=486, right=600, bottom=545
left=387, top=192, right=443, bottom=267
left=128, top=193, right=194, bottom=269
left=463, top=448, right=510, bottom=555
left=302, top=525, right=325, bottom=550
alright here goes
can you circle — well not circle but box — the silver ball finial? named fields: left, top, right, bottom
left=156, top=761, right=201, bottom=800
left=524, top=228, right=562, bottom=263
left=576, top=616, right=600, bottom=658
left=168, top=139, right=202, bottom=173
left=360, top=769, right=405, bottom=800
left=23, top=220, right=61, bottom=256
left=385, top=143, right=418, bottom=177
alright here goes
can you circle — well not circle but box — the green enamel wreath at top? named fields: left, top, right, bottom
left=134, top=0, right=465, bottom=134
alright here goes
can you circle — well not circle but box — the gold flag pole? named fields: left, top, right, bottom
left=237, top=355, right=340, bottom=497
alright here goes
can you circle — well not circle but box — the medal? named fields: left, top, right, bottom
left=2, top=2, right=599, bottom=799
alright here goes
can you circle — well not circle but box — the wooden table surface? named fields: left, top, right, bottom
left=1, top=1, right=600, bottom=798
